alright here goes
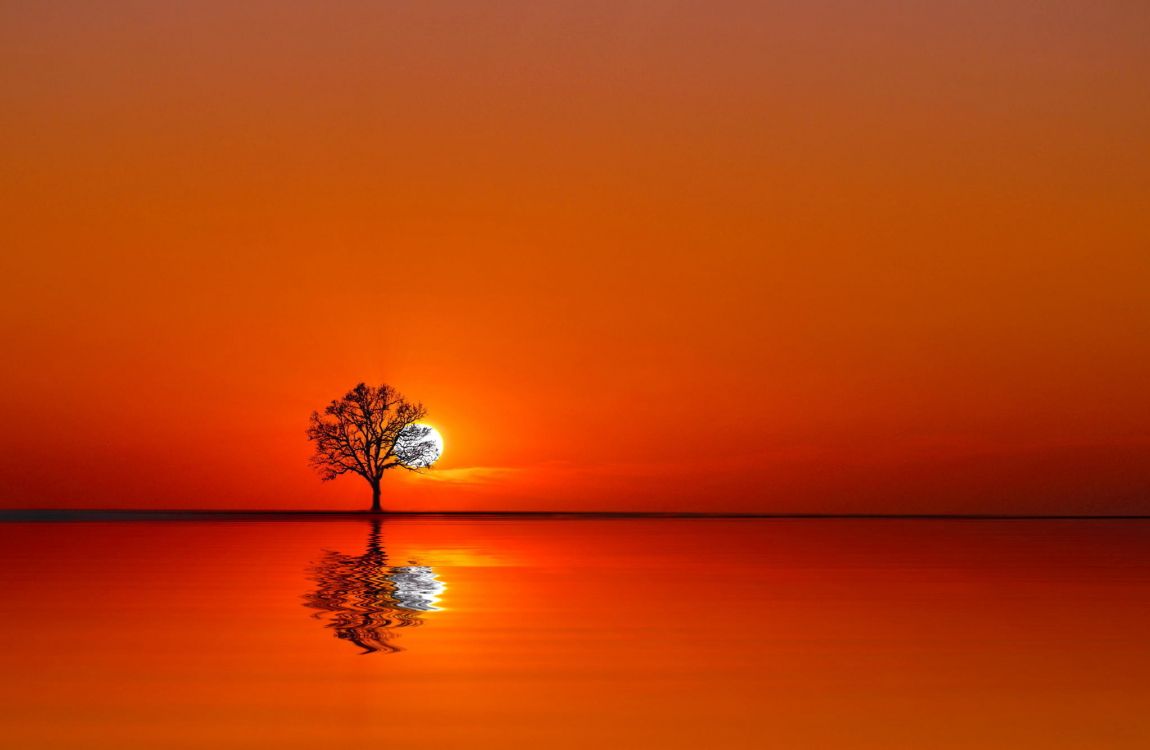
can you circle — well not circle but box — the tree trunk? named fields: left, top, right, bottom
left=370, top=481, right=382, bottom=513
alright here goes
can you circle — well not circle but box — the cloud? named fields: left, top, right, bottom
left=420, top=466, right=528, bottom=485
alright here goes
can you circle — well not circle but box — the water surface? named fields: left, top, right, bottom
left=1, top=517, right=1149, bottom=748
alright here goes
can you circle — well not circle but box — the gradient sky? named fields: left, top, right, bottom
left=2, top=1, right=1148, bottom=512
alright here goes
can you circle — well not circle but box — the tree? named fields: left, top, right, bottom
left=306, top=382, right=432, bottom=512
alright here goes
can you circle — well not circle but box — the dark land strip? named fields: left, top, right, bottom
left=1, top=509, right=1148, bottom=522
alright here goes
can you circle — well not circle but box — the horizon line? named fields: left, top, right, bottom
left=1, top=509, right=1149, bottom=522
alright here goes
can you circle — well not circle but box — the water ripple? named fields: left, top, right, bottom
left=303, top=519, right=444, bottom=654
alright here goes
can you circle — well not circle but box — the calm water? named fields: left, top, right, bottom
left=1, top=517, right=1149, bottom=748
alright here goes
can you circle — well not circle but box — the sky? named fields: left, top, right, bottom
left=1, top=0, right=1148, bottom=513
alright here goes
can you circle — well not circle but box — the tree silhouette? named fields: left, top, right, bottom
left=306, top=382, right=433, bottom=512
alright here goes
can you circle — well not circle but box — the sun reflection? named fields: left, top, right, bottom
left=303, top=519, right=445, bottom=654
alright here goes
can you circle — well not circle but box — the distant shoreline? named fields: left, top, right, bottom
left=0, top=509, right=1148, bottom=522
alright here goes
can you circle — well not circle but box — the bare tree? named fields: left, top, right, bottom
left=306, top=383, right=429, bottom=512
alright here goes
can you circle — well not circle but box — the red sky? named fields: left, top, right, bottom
left=2, top=1, right=1148, bottom=512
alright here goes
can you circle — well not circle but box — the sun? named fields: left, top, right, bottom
left=395, top=423, right=444, bottom=469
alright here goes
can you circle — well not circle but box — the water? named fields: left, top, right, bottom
left=1, top=517, right=1149, bottom=748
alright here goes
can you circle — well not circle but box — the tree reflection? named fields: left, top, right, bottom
left=304, top=519, right=444, bottom=654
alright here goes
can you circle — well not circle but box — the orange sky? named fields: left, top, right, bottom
left=1, top=1, right=1148, bottom=512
